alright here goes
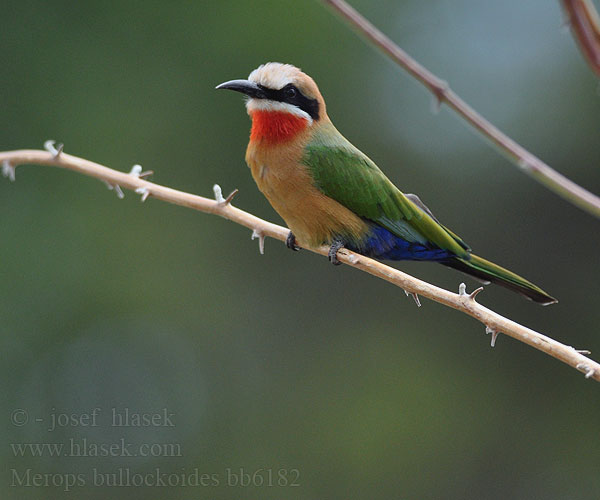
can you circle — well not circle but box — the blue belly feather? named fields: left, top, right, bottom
left=347, top=225, right=452, bottom=262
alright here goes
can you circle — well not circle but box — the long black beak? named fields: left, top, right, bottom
left=215, top=79, right=266, bottom=99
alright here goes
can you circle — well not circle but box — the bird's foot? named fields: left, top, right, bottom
left=328, top=239, right=345, bottom=266
left=286, top=231, right=300, bottom=251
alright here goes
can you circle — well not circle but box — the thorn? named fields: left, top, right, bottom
left=2, top=160, right=15, bottom=182
left=127, top=165, right=152, bottom=201
left=577, top=363, right=595, bottom=379
left=403, top=289, right=421, bottom=307
left=469, top=286, right=484, bottom=301
left=127, top=164, right=154, bottom=179
left=104, top=180, right=124, bottom=199
left=459, top=283, right=483, bottom=301
left=223, top=188, right=239, bottom=206
left=129, top=164, right=143, bottom=176
left=490, top=331, right=499, bottom=347
left=251, top=229, right=265, bottom=255
left=429, top=79, right=449, bottom=113
left=213, top=184, right=225, bottom=203
left=135, top=186, right=150, bottom=202
left=486, top=326, right=499, bottom=347
left=569, top=345, right=592, bottom=355
left=213, top=184, right=238, bottom=206
left=44, top=140, right=64, bottom=158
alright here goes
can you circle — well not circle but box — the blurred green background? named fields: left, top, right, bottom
left=2, top=1, right=599, bottom=499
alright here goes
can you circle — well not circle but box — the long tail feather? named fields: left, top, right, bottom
left=444, top=254, right=557, bottom=305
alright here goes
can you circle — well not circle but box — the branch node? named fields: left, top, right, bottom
left=429, top=79, right=449, bottom=113
left=213, top=184, right=239, bottom=206
left=486, top=326, right=500, bottom=347
left=127, top=164, right=153, bottom=179
left=2, top=160, right=16, bottom=182
left=251, top=229, right=265, bottom=255
left=130, top=165, right=152, bottom=201
left=44, top=140, right=63, bottom=159
left=458, top=282, right=467, bottom=296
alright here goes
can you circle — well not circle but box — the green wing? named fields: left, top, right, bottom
left=302, top=126, right=469, bottom=257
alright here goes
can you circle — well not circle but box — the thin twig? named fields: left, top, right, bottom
left=321, top=0, right=600, bottom=218
left=561, top=0, right=600, bottom=76
left=1, top=148, right=598, bottom=382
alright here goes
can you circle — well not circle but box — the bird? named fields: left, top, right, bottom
left=216, top=62, right=556, bottom=305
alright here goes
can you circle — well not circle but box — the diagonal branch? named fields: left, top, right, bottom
left=321, top=0, right=600, bottom=219
left=1, top=148, right=598, bottom=382
left=561, top=0, right=600, bottom=76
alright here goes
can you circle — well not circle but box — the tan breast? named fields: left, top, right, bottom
left=245, top=137, right=368, bottom=248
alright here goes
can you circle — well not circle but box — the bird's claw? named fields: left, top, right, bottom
left=286, top=231, right=300, bottom=251
left=328, top=239, right=344, bottom=266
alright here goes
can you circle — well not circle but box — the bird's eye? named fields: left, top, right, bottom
left=284, top=86, right=297, bottom=99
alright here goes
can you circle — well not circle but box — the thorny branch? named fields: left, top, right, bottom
left=1, top=147, right=599, bottom=382
left=321, top=0, right=600, bottom=219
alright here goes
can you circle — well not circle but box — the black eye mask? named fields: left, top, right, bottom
left=257, top=83, right=320, bottom=121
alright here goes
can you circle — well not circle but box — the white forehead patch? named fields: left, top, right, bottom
left=246, top=62, right=312, bottom=123
left=248, top=62, right=301, bottom=90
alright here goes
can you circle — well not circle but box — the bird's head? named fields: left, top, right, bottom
left=216, top=62, right=326, bottom=143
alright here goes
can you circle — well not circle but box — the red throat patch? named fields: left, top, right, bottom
left=249, top=110, right=308, bottom=144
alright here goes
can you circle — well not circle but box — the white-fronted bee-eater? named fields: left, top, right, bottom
left=216, top=62, right=556, bottom=305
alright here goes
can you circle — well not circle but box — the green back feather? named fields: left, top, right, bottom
left=302, top=123, right=469, bottom=258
